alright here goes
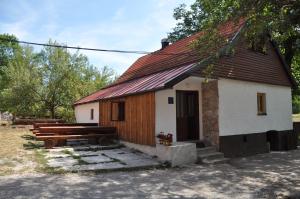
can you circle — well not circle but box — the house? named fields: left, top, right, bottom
left=74, top=19, right=297, bottom=158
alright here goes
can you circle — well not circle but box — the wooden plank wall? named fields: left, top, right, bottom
left=99, top=92, right=156, bottom=146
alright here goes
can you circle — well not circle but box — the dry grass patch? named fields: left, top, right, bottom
left=0, top=126, right=38, bottom=175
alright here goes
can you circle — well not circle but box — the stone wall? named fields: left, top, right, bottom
left=202, top=80, right=220, bottom=147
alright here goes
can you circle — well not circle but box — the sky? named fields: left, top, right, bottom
left=0, top=0, right=193, bottom=74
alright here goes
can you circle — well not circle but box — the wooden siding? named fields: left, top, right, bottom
left=193, top=40, right=293, bottom=87
left=99, top=92, right=156, bottom=146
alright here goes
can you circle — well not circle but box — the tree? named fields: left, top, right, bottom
left=0, top=45, right=42, bottom=116
left=0, top=38, right=116, bottom=121
left=168, top=0, right=300, bottom=67
left=0, top=34, right=21, bottom=90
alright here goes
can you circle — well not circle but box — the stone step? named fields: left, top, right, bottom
left=198, top=151, right=224, bottom=160
left=201, top=157, right=230, bottom=164
left=197, top=146, right=217, bottom=154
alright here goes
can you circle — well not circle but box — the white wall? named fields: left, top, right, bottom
left=155, top=77, right=204, bottom=142
left=218, top=79, right=293, bottom=136
left=74, top=102, right=99, bottom=123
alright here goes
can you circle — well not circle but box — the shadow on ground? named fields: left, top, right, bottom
left=0, top=149, right=299, bottom=198
left=21, top=134, right=44, bottom=150
left=21, top=134, right=36, bottom=141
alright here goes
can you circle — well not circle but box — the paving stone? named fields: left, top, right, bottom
left=47, top=157, right=78, bottom=168
left=68, top=162, right=126, bottom=171
left=48, top=148, right=74, bottom=153
left=44, top=145, right=160, bottom=172
left=45, top=152, right=71, bottom=159
left=81, top=155, right=112, bottom=164
left=72, top=150, right=106, bottom=157
left=103, top=151, right=149, bottom=161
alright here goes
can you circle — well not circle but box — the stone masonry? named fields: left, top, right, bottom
left=202, top=80, right=219, bottom=147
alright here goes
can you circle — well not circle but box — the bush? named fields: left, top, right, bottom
left=55, top=107, right=76, bottom=123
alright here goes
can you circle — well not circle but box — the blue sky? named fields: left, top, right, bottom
left=0, top=0, right=193, bottom=74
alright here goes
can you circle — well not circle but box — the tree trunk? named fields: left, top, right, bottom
left=50, top=106, right=55, bottom=119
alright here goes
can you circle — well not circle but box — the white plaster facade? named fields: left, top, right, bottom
left=74, top=102, right=99, bottom=123
left=155, top=76, right=204, bottom=142
left=218, top=78, right=293, bottom=136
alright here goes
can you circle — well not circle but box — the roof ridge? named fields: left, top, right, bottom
left=115, top=19, right=246, bottom=84
left=74, top=18, right=247, bottom=105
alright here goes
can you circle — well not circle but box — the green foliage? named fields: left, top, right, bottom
left=0, top=35, right=116, bottom=120
left=0, top=45, right=41, bottom=116
left=168, top=0, right=300, bottom=66
left=0, top=34, right=21, bottom=90
left=168, top=0, right=300, bottom=109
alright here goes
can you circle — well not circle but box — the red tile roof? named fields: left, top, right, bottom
left=116, top=19, right=246, bottom=84
left=74, top=19, right=246, bottom=105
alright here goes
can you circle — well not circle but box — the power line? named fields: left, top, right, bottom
left=0, top=38, right=194, bottom=56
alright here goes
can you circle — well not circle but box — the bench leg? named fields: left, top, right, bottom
left=44, top=139, right=57, bottom=149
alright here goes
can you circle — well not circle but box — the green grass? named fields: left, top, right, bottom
left=0, top=127, right=38, bottom=175
left=62, top=149, right=89, bottom=165
left=34, top=149, right=66, bottom=174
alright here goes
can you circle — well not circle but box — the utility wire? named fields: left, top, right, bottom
left=0, top=38, right=195, bottom=56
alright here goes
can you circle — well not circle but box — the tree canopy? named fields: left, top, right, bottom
left=0, top=36, right=116, bottom=121
left=168, top=0, right=300, bottom=67
left=168, top=0, right=300, bottom=112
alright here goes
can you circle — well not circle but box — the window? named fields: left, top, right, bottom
left=111, top=101, right=125, bottom=121
left=257, top=93, right=266, bottom=115
left=90, top=109, right=94, bottom=120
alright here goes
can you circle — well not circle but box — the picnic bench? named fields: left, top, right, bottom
left=35, top=126, right=117, bottom=149
left=31, top=122, right=98, bottom=132
left=15, top=118, right=64, bottom=125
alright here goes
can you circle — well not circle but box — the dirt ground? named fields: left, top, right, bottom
left=0, top=126, right=299, bottom=198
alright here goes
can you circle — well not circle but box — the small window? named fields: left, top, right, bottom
left=90, top=109, right=94, bottom=120
left=257, top=93, right=266, bottom=115
left=111, top=101, right=125, bottom=121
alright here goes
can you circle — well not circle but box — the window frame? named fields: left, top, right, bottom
left=257, top=92, right=267, bottom=116
left=111, top=101, right=125, bottom=121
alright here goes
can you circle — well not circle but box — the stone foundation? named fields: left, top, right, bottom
left=219, top=133, right=270, bottom=157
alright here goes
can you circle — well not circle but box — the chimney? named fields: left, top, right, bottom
left=161, top=38, right=169, bottom=49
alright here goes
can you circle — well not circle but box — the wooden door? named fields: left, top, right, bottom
left=176, top=91, right=200, bottom=141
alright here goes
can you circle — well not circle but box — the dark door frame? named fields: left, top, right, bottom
left=176, top=90, right=200, bottom=141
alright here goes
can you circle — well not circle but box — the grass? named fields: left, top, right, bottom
left=0, top=125, right=66, bottom=175
left=0, top=126, right=37, bottom=175
left=62, top=149, right=89, bottom=165
left=34, top=149, right=65, bottom=174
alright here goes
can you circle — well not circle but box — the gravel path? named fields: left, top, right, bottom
left=0, top=149, right=299, bottom=199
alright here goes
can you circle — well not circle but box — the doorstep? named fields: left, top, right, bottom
left=156, top=142, right=197, bottom=167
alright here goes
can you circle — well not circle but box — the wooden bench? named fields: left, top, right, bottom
left=38, top=126, right=115, bottom=135
left=14, top=119, right=64, bottom=125
left=37, top=133, right=117, bottom=149
left=31, top=123, right=98, bottom=132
